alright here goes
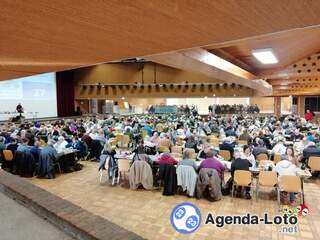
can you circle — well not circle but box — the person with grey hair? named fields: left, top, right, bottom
left=16, top=138, right=30, bottom=154
left=252, top=139, right=268, bottom=158
left=54, top=136, right=68, bottom=153
left=178, top=148, right=198, bottom=171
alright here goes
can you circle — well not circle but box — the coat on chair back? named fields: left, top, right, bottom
left=196, top=168, right=222, bottom=201
left=159, top=164, right=177, bottom=196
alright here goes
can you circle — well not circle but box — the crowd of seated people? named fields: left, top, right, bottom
left=0, top=119, right=107, bottom=178
left=0, top=111, right=319, bottom=204
left=209, top=104, right=260, bottom=114
left=147, top=104, right=198, bottom=116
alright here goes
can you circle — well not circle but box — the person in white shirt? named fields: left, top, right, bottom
left=274, top=158, right=299, bottom=203
left=271, top=139, right=287, bottom=155
left=274, top=159, right=299, bottom=176
left=54, top=136, right=68, bottom=153
left=94, top=128, right=106, bottom=144
left=293, top=137, right=308, bottom=156
left=240, top=145, right=256, bottom=167
left=273, top=125, right=284, bottom=139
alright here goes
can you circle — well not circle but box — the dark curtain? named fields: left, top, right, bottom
left=56, top=71, right=75, bottom=117
left=305, top=96, right=320, bottom=113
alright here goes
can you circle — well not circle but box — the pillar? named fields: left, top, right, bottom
left=274, top=96, right=281, bottom=117
left=297, top=96, right=305, bottom=117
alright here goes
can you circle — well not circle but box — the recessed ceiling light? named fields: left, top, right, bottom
left=252, top=48, right=278, bottom=64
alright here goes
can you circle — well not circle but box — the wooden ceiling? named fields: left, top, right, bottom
left=2, top=0, right=320, bottom=83
left=145, top=48, right=272, bottom=95
left=207, top=27, right=320, bottom=73
left=270, top=53, right=320, bottom=96
left=206, top=27, right=320, bottom=96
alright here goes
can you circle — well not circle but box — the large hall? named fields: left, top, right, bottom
left=1, top=1, right=320, bottom=240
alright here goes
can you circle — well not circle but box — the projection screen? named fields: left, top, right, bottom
left=0, top=72, right=57, bottom=120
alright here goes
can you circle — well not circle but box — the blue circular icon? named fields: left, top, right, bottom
left=170, top=202, right=202, bottom=234
left=175, top=207, right=186, bottom=219
left=186, top=215, right=199, bottom=228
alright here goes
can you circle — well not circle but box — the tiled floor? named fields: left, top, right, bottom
left=0, top=192, right=73, bottom=240
left=28, top=162, right=320, bottom=240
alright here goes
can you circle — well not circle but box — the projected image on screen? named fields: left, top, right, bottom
left=0, top=73, right=57, bottom=120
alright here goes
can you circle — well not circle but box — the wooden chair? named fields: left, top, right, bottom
left=119, top=135, right=130, bottom=148
left=308, top=156, right=320, bottom=171
left=115, top=134, right=123, bottom=143
left=2, top=150, right=14, bottom=171
left=211, top=132, right=219, bottom=137
left=155, top=124, right=164, bottom=132
left=238, top=140, right=248, bottom=145
left=256, top=171, right=278, bottom=200
left=2, top=150, right=13, bottom=161
left=219, top=150, right=231, bottom=161
left=207, top=135, right=218, bottom=141
left=171, top=152, right=182, bottom=161
left=209, top=138, right=220, bottom=147
left=176, top=137, right=185, bottom=146
left=117, top=159, right=130, bottom=184
left=278, top=176, right=304, bottom=207
left=232, top=170, right=252, bottom=198
left=273, top=154, right=282, bottom=164
left=142, top=130, right=148, bottom=139
left=159, top=145, right=170, bottom=153
left=171, top=146, right=183, bottom=154
left=259, top=160, right=274, bottom=169
left=109, top=138, right=118, bottom=147
left=256, top=153, right=269, bottom=161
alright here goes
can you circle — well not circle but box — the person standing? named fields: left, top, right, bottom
left=16, top=103, right=24, bottom=117
left=305, top=109, right=314, bottom=122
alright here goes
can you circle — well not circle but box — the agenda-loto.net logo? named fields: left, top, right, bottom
left=170, top=202, right=308, bottom=235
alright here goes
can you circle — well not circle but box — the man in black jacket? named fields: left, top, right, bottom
left=303, top=142, right=320, bottom=159
left=303, top=142, right=320, bottom=171
left=231, top=151, right=252, bottom=199
left=252, top=139, right=269, bottom=158
left=219, top=137, right=235, bottom=157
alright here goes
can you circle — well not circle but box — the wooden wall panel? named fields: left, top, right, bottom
left=73, top=63, right=254, bottom=98
left=250, top=97, right=274, bottom=112
left=75, top=99, right=89, bottom=114
left=74, top=63, right=224, bottom=85
left=75, top=84, right=253, bottom=99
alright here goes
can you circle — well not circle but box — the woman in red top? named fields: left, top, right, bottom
left=155, top=153, right=178, bottom=165
left=305, top=109, right=314, bottom=122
